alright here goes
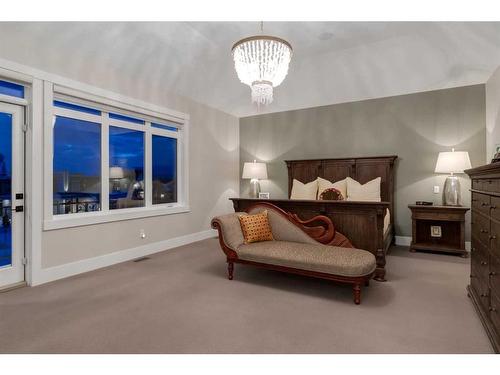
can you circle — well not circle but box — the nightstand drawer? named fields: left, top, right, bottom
left=472, top=192, right=491, bottom=215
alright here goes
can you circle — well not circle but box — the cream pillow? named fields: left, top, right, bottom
left=290, top=179, right=318, bottom=200
left=317, top=177, right=347, bottom=200
left=346, top=177, right=381, bottom=202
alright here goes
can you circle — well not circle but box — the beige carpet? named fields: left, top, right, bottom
left=0, top=239, right=493, bottom=353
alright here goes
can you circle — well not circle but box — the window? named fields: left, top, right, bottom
left=46, top=89, right=188, bottom=229
left=53, top=116, right=101, bottom=215
left=109, top=112, right=145, bottom=125
left=109, top=127, right=145, bottom=210
left=0, top=80, right=24, bottom=99
left=152, top=135, right=177, bottom=204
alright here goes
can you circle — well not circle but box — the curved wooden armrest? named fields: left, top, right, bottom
left=243, top=202, right=352, bottom=247
left=211, top=219, right=238, bottom=260
left=286, top=213, right=335, bottom=245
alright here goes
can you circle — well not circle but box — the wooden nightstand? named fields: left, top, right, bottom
left=408, top=205, right=470, bottom=257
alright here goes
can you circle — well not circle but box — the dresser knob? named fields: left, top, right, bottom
left=490, top=235, right=497, bottom=240
left=489, top=307, right=497, bottom=312
left=481, top=293, right=488, bottom=297
left=481, top=261, right=488, bottom=266
left=480, top=229, right=488, bottom=233
left=481, top=202, right=489, bottom=206
left=490, top=271, right=497, bottom=276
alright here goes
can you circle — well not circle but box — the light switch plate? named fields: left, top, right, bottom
left=433, top=185, right=440, bottom=194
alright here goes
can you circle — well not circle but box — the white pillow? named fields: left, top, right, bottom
left=317, top=177, right=347, bottom=200
left=290, top=179, right=318, bottom=200
left=346, top=177, right=381, bottom=202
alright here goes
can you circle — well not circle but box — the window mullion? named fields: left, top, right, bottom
left=145, top=122, right=153, bottom=208
left=101, top=113, right=110, bottom=212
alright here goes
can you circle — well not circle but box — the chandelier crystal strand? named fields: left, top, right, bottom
left=232, top=35, right=292, bottom=106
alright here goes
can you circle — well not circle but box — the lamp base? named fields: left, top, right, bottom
left=249, top=179, right=261, bottom=199
left=442, top=175, right=461, bottom=206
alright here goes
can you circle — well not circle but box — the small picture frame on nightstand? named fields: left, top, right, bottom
left=258, top=192, right=270, bottom=199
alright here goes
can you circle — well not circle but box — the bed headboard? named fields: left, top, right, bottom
left=285, top=155, right=398, bottom=214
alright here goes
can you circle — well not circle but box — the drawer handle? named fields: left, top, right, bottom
left=481, top=261, right=488, bottom=266
left=490, top=271, right=497, bottom=276
left=481, top=202, right=489, bottom=206
left=489, top=307, right=497, bottom=312
left=480, top=293, right=488, bottom=297
left=490, top=235, right=497, bottom=240
left=480, top=229, right=488, bottom=233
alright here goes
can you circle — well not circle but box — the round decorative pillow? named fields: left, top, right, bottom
left=319, top=187, right=344, bottom=201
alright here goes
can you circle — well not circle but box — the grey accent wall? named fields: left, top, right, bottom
left=240, top=85, right=486, bottom=240
left=486, top=66, right=500, bottom=162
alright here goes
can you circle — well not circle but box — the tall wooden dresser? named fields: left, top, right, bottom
left=466, top=163, right=500, bottom=353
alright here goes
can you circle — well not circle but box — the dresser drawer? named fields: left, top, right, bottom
left=472, top=192, right=491, bottom=215
left=473, top=178, right=500, bottom=193
left=490, top=254, right=500, bottom=299
left=471, top=273, right=491, bottom=312
left=491, top=196, right=500, bottom=222
left=483, top=179, right=500, bottom=193
left=471, top=252, right=490, bottom=289
left=491, top=220, right=500, bottom=259
left=471, top=236, right=488, bottom=257
left=490, top=292, right=500, bottom=332
left=472, top=211, right=491, bottom=246
left=472, top=179, right=483, bottom=191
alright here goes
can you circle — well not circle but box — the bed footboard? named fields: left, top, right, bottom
left=230, top=198, right=391, bottom=281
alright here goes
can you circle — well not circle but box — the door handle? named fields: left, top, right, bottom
left=15, top=206, right=24, bottom=212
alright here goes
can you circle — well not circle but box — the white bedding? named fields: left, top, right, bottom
left=384, top=208, right=390, bottom=235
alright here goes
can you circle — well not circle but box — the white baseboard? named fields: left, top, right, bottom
left=394, top=235, right=471, bottom=251
left=32, top=229, right=217, bottom=286
left=394, top=236, right=412, bottom=246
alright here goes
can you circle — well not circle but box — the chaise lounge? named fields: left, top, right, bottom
left=211, top=203, right=376, bottom=304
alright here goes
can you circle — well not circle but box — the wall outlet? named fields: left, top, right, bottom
left=140, top=229, right=146, bottom=239
left=433, top=185, right=440, bottom=194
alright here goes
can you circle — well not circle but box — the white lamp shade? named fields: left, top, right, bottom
left=434, top=151, right=472, bottom=174
left=242, top=162, right=268, bottom=180
left=109, top=166, right=125, bottom=179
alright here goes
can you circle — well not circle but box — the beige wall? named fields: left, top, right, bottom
left=0, top=56, right=239, bottom=269
left=240, top=85, right=486, bottom=240
left=486, top=66, right=500, bottom=162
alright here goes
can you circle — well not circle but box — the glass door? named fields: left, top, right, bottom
left=0, top=102, right=24, bottom=288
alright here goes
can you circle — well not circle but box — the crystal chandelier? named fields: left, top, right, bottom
left=231, top=27, right=292, bottom=106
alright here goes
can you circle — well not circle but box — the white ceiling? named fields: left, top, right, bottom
left=0, top=22, right=500, bottom=117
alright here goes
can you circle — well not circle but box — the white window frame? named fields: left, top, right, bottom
left=43, top=82, right=190, bottom=230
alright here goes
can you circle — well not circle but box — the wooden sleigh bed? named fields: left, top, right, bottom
left=231, top=155, right=397, bottom=281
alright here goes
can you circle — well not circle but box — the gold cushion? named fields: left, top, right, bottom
left=238, top=210, right=274, bottom=244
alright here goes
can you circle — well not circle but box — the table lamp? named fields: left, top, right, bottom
left=109, top=166, right=125, bottom=192
left=242, top=160, right=268, bottom=198
left=434, top=148, right=472, bottom=206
